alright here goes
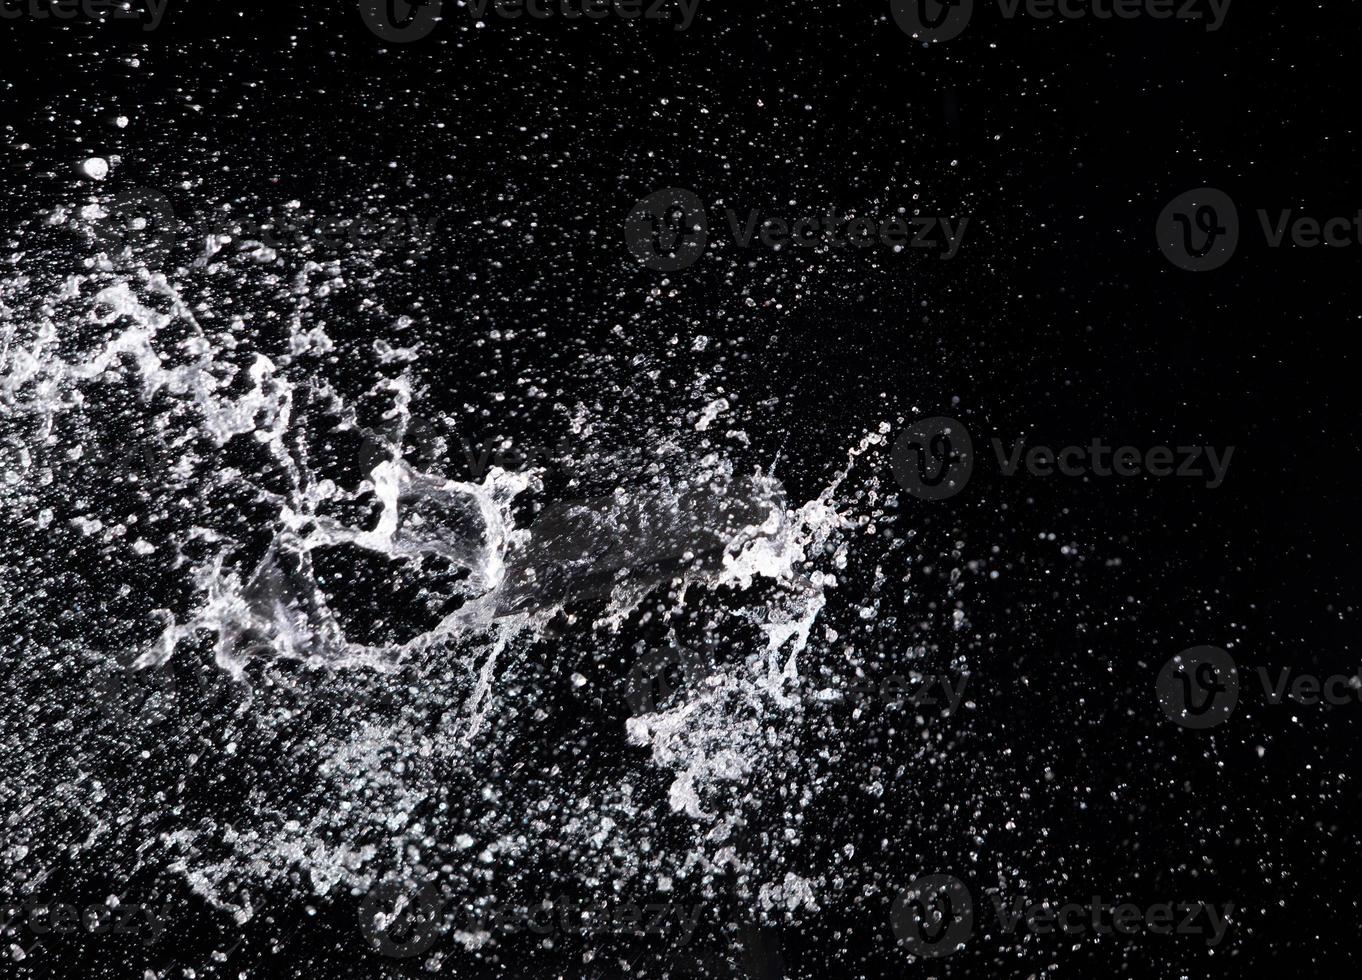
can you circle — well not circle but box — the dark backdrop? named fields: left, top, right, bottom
left=2, top=1, right=1360, bottom=978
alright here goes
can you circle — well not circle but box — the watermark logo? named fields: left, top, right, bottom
left=357, top=0, right=443, bottom=42
left=92, top=654, right=241, bottom=729
left=890, top=417, right=974, bottom=501
left=1157, top=645, right=1362, bottom=729
left=1157, top=188, right=1239, bottom=271
left=358, top=881, right=701, bottom=957
left=892, top=877, right=1233, bottom=957
left=892, top=0, right=1230, bottom=41
left=90, top=187, right=177, bottom=272
left=1156, top=645, right=1239, bottom=729
left=493, top=475, right=782, bottom=618
left=88, top=639, right=254, bottom=731
left=357, top=417, right=445, bottom=476
left=1, top=900, right=166, bottom=946
left=891, top=417, right=1234, bottom=500
left=1160, top=187, right=1362, bottom=270
left=625, top=188, right=709, bottom=272
left=359, top=0, right=701, bottom=42
left=991, top=437, right=1233, bottom=488
left=85, top=187, right=444, bottom=270
left=625, top=635, right=722, bottom=715
left=626, top=189, right=971, bottom=271
left=1, top=434, right=179, bottom=486
left=890, top=875, right=973, bottom=958
left=359, top=881, right=447, bottom=959
left=1, top=0, right=170, bottom=31
left=355, top=417, right=585, bottom=483
left=890, top=0, right=974, bottom=42
left=451, top=436, right=575, bottom=480
left=831, top=670, right=971, bottom=715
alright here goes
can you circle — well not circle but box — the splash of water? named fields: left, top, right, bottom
left=0, top=204, right=935, bottom=959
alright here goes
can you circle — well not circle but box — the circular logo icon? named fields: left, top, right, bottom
left=1157, top=188, right=1239, bottom=272
left=91, top=658, right=174, bottom=729
left=890, top=874, right=973, bottom=958
left=358, top=0, right=443, bottom=43
left=91, top=187, right=176, bottom=271
left=624, top=189, right=709, bottom=272
left=93, top=655, right=240, bottom=729
left=358, top=880, right=447, bottom=959
left=625, top=637, right=715, bottom=715
left=1157, top=645, right=1240, bottom=729
left=891, top=417, right=973, bottom=501
left=358, top=417, right=442, bottom=475
left=890, top=0, right=974, bottom=42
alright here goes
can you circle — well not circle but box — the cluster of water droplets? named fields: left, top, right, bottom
left=0, top=190, right=959, bottom=965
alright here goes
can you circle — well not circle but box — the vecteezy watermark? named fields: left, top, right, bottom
left=358, top=419, right=583, bottom=483
left=890, top=0, right=1229, bottom=43
left=1156, top=645, right=1362, bottom=730
left=86, top=636, right=252, bottom=731
left=1157, top=187, right=1362, bottom=271
left=625, top=634, right=720, bottom=715
left=357, top=417, right=446, bottom=475
left=92, top=651, right=241, bottom=729
left=890, top=876, right=973, bottom=958
left=890, top=875, right=1233, bottom=958
left=990, top=437, right=1234, bottom=488
left=357, top=0, right=701, bottom=43
left=889, top=417, right=975, bottom=501
left=1156, top=188, right=1239, bottom=271
left=84, top=187, right=444, bottom=271
left=86, top=187, right=177, bottom=271
left=890, top=417, right=1233, bottom=500
left=821, top=670, right=971, bottom=716
left=0, top=435, right=178, bottom=486
left=1, top=900, right=166, bottom=946
left=1, top=0, right=169, bottom=30
left=358, top=880, right=701, bottom=958
left=451, top=436, right=577, bottom=481
left=624, top=188, right=971, bottom=271
left=491, top=473, right=784, bottom=618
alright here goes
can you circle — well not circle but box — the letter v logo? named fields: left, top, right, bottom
left=1157, top=187, right=1240, bottom=271
left=890, top=0, right=974, bottom=42
left=359, top=0, right=444, bottom=42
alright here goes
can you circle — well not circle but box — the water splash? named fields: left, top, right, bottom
left=0, top=199, right=952, bottom=969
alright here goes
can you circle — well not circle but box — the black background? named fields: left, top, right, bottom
left=2, top=1, right=1360, bottom=977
